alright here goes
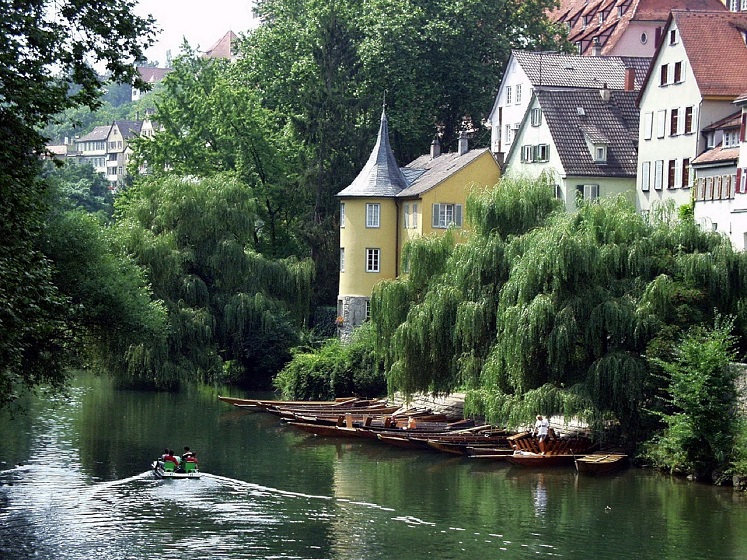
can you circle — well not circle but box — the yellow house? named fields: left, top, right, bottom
left=337, top=108, right=501, bottom=334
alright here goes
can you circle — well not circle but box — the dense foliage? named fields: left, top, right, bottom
left=643, top=318, right=744, bottom=481
left=113, top=174, right=314, bottom=389
left=0, top=0, right=155, bottom=407
left=274, top=322, right=386, bottom=400
left=372, top=177, right=747, bottom=440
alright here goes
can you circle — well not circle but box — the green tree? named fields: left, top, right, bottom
left=113, top=174, right=314, bottom=389
left=41, top=160, right=114, bottom=220
left=0, top=0, right=155, bottom=407
left=643, top=317, right=741, bottom=482
left=130, top=48, right=307, bottom=259
left=372, top=177, right=747, bottom=438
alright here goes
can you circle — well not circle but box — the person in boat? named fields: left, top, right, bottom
left=182, top=446, right=197, bottom=463
left=534, top=415, right=550, bottom=455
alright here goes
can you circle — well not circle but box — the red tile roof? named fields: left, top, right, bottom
left=692, top=145, right=739, bottom=165
left=550, top=0, right=726, bottom=56
left=137, top=67, right=171, bottom=83
left=673, top=10, right=747, bottom=98
left=204, top=31, right=237, bottom=59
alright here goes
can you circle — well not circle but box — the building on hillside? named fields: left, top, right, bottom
left=73, top=125, right=111, bottom=175
left=635, top=10, right=747, bottom=249
left=132, top=67, right=171, bottom=102
left=504, top=87, right=639, bottom=212
left=550, top=0, right=726, bottom=57
left=204, top=31, right=238, bottom=60
left=486, top=50, right=649, bottom=161
left=105, top=121, right=143, bottom=189
left=336, top=109, right=501, bottom=334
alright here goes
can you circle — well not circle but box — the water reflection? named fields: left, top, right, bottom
left=0, top=374, right=746, bottom=559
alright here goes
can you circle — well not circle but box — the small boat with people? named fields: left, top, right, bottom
left=152, top=447, right=201, bottom=479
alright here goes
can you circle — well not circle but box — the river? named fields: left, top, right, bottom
left=0, top=373, right=746, bottom=559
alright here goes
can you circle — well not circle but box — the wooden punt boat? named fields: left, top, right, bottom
left=575, top=453, right=628, bottom=475
left=376, top=433, right=434, bottom=450
left=424, top=440, right=512, bottom=456
left=218, top=395, right=362, bottom=409
left=285, top=421, right=361, bottom=438
left=506, top=451, right=579, bottom=468
left=466, top=447, right=515, bottom=460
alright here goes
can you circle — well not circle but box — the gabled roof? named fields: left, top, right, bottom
left=75, top=125, right=112, bottom=142
left=337, top=109, right=408, bottom=198
left=550, top=0, right=726, bottom=56
left=113, top=121, right=143, bottom=139
left=531, top=88, right=639, bottom=177
left=672, top=10, right=747, bottom=98
left=397, top=149, right=494, bottom=198
left=204, top=31, right=237, bottom=59
left=137, top=67, right=171, bottom=83
left=511, top=50, right=650, bottom=90
left=701, top=111, right=742, bottom=132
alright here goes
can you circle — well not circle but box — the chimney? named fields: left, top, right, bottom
left=431, top=135, right=441, bottom=159
left=624, top=67, right=635, bottom=91
left=591, top=37, right=601, bottom=56
left=600, top=83, right=611, bottom=102
left=458, top=131, right=469, bottom=156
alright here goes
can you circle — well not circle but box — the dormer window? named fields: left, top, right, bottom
left=594, top=145, right=607, bottom=162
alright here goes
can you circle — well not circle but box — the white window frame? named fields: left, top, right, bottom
left=432, top=203, right=463, bottom=229
left=505, top=124, right=512, bottom=144
left=684, top=106, right=695, bottom=134
left=577, top=184, right=599, bottom=202
left=516, top=84, right=522, bottom=104
left=670, top=108, right=679, bottom=136
left=366, top=203, right=380, bottom=228
left=530, top=108, right=542, bottom=127
left=505, top=86, right=512, bottom=105
left=340, top=248, right=345, bottom=272
left=535, top=144, right=549, bottom=162
left=654, top=160, right=664, bottom=190
left=641, top=161, right=651, bottom=191
left=412, top=202, right=418, bottom=228
left=594, top=145, right=607, bottom=162
left=340, top=202, right=345, bottom=228
left=365, top=248, right=380, bottom=273
left=521, top=145, right=534, bottom=163
left=403, top=202, right=410, bottom=228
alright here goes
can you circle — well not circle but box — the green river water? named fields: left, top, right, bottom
left=0, top=373, right=745, bottom=559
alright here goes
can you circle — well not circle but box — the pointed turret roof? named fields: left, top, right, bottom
left=337, top=108, right=408, bottom=198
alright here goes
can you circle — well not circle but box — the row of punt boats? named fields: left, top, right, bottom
left=218, top=395, right=628, bottom=474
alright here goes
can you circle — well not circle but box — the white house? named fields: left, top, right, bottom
left=504, top=87, right=639, bottom=212
left=486, top=50, right=649, bottom=161
left=635, top=10, right=747, bottom=227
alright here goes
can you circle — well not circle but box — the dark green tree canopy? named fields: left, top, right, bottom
left=0, top=0, right=156, bottom=407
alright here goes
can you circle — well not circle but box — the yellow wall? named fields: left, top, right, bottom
left=338, top=151, right=501, bottom=299
left=398, top=151, right=501, bottom=255
left=338, top=197, right=399, bottom=297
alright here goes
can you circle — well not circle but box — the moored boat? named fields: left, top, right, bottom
left=506, top=451, right=579, bottom=468
left=575, top=453, right=628, bottom=475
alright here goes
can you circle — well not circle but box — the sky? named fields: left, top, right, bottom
left=134, top=0, right=259, bottom=66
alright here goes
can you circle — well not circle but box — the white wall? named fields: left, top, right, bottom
left=487, top=57, right=532, bottom=156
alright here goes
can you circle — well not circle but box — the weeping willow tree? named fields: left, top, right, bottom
left=112, top=174, right=314, bottom=389
left=372, top=175, right=747, bottom=436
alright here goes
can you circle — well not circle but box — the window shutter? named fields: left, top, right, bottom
left=741, top=114, right=746, bottom=143
left=432, top=204, right=440, bottom=228
left=678, top=107, right=685, bottom=135
left=455, top=205, right=463, bottom=227
left=737, top=168, right=743, bottom=194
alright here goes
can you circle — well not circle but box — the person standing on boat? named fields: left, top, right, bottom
left=534, top=415, right=550, bottom=455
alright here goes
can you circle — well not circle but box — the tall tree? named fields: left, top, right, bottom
left=0, top=0, right=155, bottom=407
left=113, top=174, right=314, bottom=389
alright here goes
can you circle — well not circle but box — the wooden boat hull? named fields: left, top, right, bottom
left=286, top=421, right=361, bottom=438
left=575, top=453, right=628, bottom=475
left=466, top=447, right=515, bottom=460
left=507, top=452, right=578, bottom=468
